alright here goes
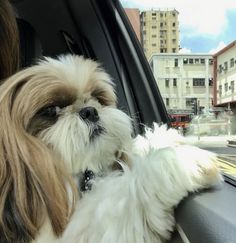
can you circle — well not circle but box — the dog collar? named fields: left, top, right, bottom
left=80, top=169, right=95, bottom=192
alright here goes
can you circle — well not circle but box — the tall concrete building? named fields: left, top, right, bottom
left=124, top=8, right=141, bottom=42
left=141, top=9, right=180, bottom=59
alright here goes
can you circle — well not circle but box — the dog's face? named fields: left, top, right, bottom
left=11, top=55, right=133, bottom=174
left=0, top=55, right=133, bottom=241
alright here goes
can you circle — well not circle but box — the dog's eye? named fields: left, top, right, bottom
left=91, top=89, right=114, bottom=106
left=37, top=106, right=61, bottom=118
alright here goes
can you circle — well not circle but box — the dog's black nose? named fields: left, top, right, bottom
left=79, top=107, right=99, bottom=122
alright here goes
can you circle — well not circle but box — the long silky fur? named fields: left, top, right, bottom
left=0, top=71, right=77, bottom=242
left=0, top=55, right=222, bottom=243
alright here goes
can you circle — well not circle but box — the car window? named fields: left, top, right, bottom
left=120, top=0, right=236, bottom=181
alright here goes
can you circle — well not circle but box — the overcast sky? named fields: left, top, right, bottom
left=120, top=0, right=236, bottom=54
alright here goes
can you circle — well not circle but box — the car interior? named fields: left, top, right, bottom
left=10, top=0, right=236, bottom=242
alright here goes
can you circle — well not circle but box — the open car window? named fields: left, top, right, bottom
left=119, top=0, right=236, bottom=242
left=120, top=0, right=236, bottom=183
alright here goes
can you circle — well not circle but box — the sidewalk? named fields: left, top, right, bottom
left=184, top=135, right=236, bottom=147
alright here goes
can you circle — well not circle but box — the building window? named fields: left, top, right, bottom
left=186, top=98, right=195, bottom=106
left=172, top=30, right=176, bottom=34
left=172, top=39, right=176, bottom=44
left=209, top=59, right=213, bottom=65
left=160, top=30, right=166, bottom=37
left=160, top=48, right=167, bottom=53
left=225, top=82, right=228, bottom=92
left=172, top=48, right=176, bottom=53
left=200, top=59, right=205, bottom=64
left=152, top=26, right=157, bottom=29
left=195, top=59, right=200, bottom=64
left=218, top=64, right=223, bottom=73
left=224, top=61, right=228, bottom=71
left=160, top=22, right=163, bottom=27
left=193, top=78, right=205, bottom=86
left=160, top=13, right=163, bottom=17
left=165, top=78, right=169, bottom=87
left=152, top=17, right=156, bottom=20
left=209, top=78, right=213, bottom=86
left=231, top=81, right=235, bottom=92
left=189, top=58, right=193, bottom=64
left=152, top=13, right=156, bottom=16
left=166, top=98, right=169, bottom=106
left=172, top=22, right=176, bottom=27
left=152, top=34, right=157, bottom=38
left=230, top=58, right=234, bottom=68
left=152, top=43, right=156, bottom=47
left=172, top=12, right=176, bottom=17
left=218, top=85, right=222, bottom=96
left=183, top=58, right=188, bottom=64
left=173, top=78, right=177, bottom=86
left=174, top=58, right=178, bottom=67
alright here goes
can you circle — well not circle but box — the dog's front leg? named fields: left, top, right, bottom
left=60, top=145, right=222, bottom=243
left=134, top=145, right=222, bottom=210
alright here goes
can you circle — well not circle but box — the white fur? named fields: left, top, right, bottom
left=40, top=107, right=133, bottom=174
left=58, top=126, right=221, bottom=243
left=34, top=125, right=221, bottom=243
left=31, top=55, right=221, bottom=243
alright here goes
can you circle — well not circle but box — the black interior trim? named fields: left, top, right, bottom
left=92, top=0, right=168, bottom=129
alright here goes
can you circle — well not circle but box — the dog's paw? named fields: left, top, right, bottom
left=193, top=153, right=222, bottom=188
left=175, top=145, right=222, bottom=191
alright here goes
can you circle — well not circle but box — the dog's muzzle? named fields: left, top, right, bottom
left=78, top=106, right=105, bottom=140
left=90, top=124, right=105, bottom=140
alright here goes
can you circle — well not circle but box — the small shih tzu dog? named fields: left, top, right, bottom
left=0, top=55, right=222, bottom=243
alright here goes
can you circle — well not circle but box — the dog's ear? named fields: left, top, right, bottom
left=0, top=73, right=77, bottom=242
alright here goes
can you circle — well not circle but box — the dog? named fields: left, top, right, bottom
left=0, top=54, right=222, bottom=243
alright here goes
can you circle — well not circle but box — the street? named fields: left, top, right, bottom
left=199, top=145, right=236, bottom=158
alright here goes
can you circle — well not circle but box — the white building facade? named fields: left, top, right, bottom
left=150, top=54, right=214, bottom=114
left=213, top=41, right=236, bottom=110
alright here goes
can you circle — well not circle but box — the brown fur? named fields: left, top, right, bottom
left=0, top=68, right=77, bottom=242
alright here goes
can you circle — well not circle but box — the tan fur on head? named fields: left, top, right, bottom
left=0, top=55, right=133, bottom=242
left=0, top=68, right=77, bottom=242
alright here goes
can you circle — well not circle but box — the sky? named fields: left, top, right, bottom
left=120, top=0, right=236, bottom=54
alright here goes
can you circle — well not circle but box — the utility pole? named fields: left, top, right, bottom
left=205, top=58, right=209, bottom=112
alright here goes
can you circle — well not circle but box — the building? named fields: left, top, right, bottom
left=150, top=54, right=214, bottom=114
left=141, top=9, right=180, bottom=59
left=213, top=40, right=236, bottom=111
left=124, top=8, right=141, bottom=42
